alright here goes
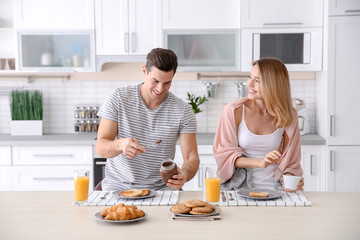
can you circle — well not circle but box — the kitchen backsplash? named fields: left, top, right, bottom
left=0, top=79, right=316, bottom=134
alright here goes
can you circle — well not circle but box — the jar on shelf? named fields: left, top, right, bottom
left=93, top=106, right=99, bottom=118
left=80, top=120, right=87, bottom=132
left=86, top=120, right=93, bottom=132
left=80, top=106, right=87, bottom=118
left=74, top=120, right=80, bottom=132
left=74, top=106, right=80, bottom=118
left=86, top=106, right=93, bottom=118
left=93, top=120, right=99, bottom=132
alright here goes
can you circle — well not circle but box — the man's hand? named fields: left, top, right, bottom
left=167, top=167, right=187, bottom=190
left=118, top=138, right=146, bottom=158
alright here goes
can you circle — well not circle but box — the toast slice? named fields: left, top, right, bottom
left=120, top=189, right=150, bottom=197
left=249, top=192, right=269, bottom=198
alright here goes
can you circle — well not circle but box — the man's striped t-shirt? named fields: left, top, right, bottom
left=97, top=83, right=197, bottom=190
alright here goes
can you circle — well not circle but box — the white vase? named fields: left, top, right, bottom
left=10, top=120, right=43, bottom=136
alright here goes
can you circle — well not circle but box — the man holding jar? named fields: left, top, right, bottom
left=96, top=48, right=200, bottom=191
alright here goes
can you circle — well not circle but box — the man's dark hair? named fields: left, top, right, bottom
left=145, top=48, right=178, bottom=75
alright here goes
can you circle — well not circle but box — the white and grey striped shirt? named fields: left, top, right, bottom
left=98, top=83, right=197, bottom=191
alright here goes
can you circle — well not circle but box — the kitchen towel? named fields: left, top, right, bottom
left=74, top=190, right=179, bottom=206
left=219, top=190, right=312, bottom=207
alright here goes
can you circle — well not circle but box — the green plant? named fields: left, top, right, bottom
left=10, top=90, right=43, bottom=120
left=187, top=92, right=208, bottom=114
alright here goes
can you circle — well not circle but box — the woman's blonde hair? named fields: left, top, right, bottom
left=253, top=57, right=295, bottom=128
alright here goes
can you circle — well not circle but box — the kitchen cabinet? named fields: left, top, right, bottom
left=95, top=0, right=161, bottom=58
left=329, top=0, right=360, bottom=16
left=326, top=146, right=360, bottom=192
left=328, top=16, right=360, bottom=145
left=0, top=146, right=12, bottom=190
left=174, top=145, right=216, bottom=191
left=241, top=0, right=324, bottom=28
left=0, top=0, right=16, bottom=71
left=14, top=0, right=95, bottom=29
left=162, top=0, right=240, bottom=29
left=301, top=145, right=326, bottom=191
left=11, top=146, right=93, bottom=191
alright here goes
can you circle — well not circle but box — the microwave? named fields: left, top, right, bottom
left=241, top=28, right=323, bottom=71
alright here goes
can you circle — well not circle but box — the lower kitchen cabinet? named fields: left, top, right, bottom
left=326, top=146, right=360, bottom=192
left=11, top=146, right=93, bottom=191
left=0, top=167, right=12, bottom=191
left=301, top=145, right=326, bottom=191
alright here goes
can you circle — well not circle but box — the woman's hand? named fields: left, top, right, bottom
left=258, top=150, right=281, bottom=168
left=167, top=167, right=187, bottom=190
left=117, top=138, right=145, bottom=158
left=281, top=174, right=304, bottom=192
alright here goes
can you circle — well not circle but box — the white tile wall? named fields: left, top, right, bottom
left=0, top=79, right=316, bottom=134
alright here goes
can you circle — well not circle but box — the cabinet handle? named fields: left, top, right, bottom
left=263, top=22, right=303, bottom=26
left=345, top=10, right=360, bottom=13
left=310, top=154, right=313, bottom=175
left=33, top=177, right=73, bottom=181
left=198, top=167, right=203, bottom=189
left=124, top=32, right=129, bottom=53
left=131, top=32, right=136, bottom=52
left=32, top=154, right=74, bottom=157
left=330, top=151, right=335, bottom=171
left=95, top=161, right=106, bottom=165
left=330, top=115, right=335, bottom=136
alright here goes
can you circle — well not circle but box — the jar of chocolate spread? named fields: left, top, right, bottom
left=160, top=159, right=178, bottom=184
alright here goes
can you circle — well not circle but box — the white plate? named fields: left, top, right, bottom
left=237, top=188, right=282, bottom=200
left=112, top=190, right=156, bottom=200
left=94, top=211, right=147, bottom=223
left=171, top=206, right=221, bottom=217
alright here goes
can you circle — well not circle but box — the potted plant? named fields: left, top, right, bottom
left=187, top=92, right=208, bottom=114
left=10, top=90, right=43, bottom=136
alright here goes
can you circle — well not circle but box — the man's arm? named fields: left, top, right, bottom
left=167, top=133, right=200, bottom=190
left=96, top=118, right=145, bottom=158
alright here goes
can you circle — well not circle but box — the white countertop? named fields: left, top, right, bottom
left=0, top=133, right=325, bottom=146
left=0, top=191, right=358, bottom=240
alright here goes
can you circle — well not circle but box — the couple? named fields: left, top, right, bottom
left=96, top=48, right=303, bottom=192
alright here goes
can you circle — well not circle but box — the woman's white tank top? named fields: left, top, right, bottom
left=238, top=105, right=284, bottom=189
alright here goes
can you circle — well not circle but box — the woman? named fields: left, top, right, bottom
left=213, top=57, right=303, bottom=192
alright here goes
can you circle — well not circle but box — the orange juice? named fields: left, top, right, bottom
left=74, top=176, right=89, bottom=202
left=205, top=177, right=221, bottom=202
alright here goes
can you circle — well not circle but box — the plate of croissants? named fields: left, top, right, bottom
left=95, top=203, right=147, bottom=223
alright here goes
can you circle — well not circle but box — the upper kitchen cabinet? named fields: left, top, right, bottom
left=18, top=31, right=95, bottom=72
left=14, top=0, right=95, bottom=29
left=162, top=0, right=240, bottom=29
left=329, top=0, right=360, bottom=16
left=0, top=0, right=16, bottom=71
left=328, top=16, right=360, bottom=145
left=241, top=0, right=324, bottom=28
left=95, top=0, right=161, bottom=70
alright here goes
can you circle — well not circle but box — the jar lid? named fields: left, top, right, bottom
left=160, top=159, right=176, bottom=170
left=87, top=106, right=92, bottom=110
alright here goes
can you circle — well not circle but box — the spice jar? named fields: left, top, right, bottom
left=74, top=106, right=80, bottom=118
left=93, top=120, right=99, bottom=132
left=86, top=120, right=93, bottom=132
left=160, top=159, right=178, bottom=184
left=93, top=106, right=99, bottom=118
left=80, top=120, right=86, bottom=132
left=74, top=120, right=80, bottom=132
left=86, top=106, right=93, bottom=118
left=80, top=106, right=87, bottom=118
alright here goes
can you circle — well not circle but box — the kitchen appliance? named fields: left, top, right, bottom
left=292, top=98, right=310, bottom=135
left=241, top=28, right=322, bottom=71
left=93, top=144, right=106, bottom=188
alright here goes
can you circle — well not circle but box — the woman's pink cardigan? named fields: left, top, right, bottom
left=213, top=98, right=303, bottom=183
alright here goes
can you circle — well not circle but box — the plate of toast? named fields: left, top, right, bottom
left=95, top=203, right=147, bottom=223
left=170, top=199, right=221, bottom=217
left=112, top=189, right=156, bottom=199
left=237, top=188, right=282, bottom=200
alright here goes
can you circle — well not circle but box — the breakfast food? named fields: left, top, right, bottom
left=101, top=203, right=145, bottom=221
left=171, top=199, right=216, bottom=215
left=170, top=204, right=192, bottom=214
left=120, top=189, right=150, bottom=197
left=248, top=192, right=269, bottom=198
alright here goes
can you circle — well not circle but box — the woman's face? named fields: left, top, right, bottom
left=247, top=64, right=263, bottom=100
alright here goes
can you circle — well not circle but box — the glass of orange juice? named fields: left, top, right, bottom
left=74, top=170, right=90, bottom=203
left=205, top=167, right=221, bottom=205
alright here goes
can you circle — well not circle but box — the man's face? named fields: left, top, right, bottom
left=142, top=66, right=174, bottom=103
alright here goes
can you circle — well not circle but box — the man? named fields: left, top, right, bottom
left=96, top=48, right=200, bottom=191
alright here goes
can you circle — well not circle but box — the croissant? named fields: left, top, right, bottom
left=102, top=204, right=145, bottom=221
